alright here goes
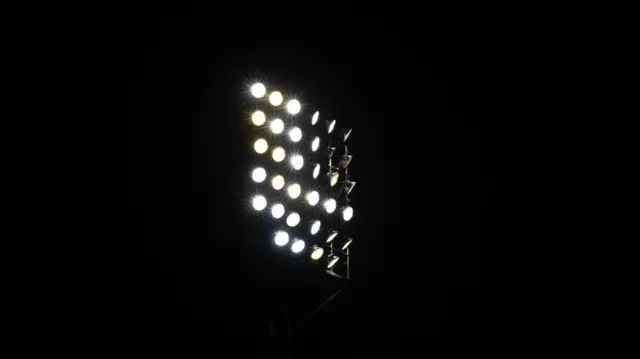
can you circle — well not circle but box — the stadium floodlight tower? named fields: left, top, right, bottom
left=244, top=80, right=355, bottom=280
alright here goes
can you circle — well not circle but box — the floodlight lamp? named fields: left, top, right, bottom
left=272, top=146, right=286, bottom=162
left=270, top=119, right=284, bottom=134
left=274, top=230, right=289, bottom=246
left=287, top=183, right=301, bottom=199
left=288, top=127, right=302, bottom=142
left=323, top=198, right=337, bottom=214
left=290, top=154, right=304, bottom=170
left=343, top=181, right=356, bottom=195
left=342, top=206, right=354, bottom=221
left=271, top=175, right=285, bottom=190
left=252, top=195, right=267, bottom=211
left=327, top=172, right=339, bottom=187
left=342, top=237, right=353, bottom=251
left=251, top=167, right=266, bottom=183
left=311, top=111, right=319, bottom=125
left=286, top=212, right=300, bottom=227
left=271, top=203, right=285, bottom=219
left=326, top=230, right=338, bottom=243
left=326, top=119, right=336, bottom=134
left=250, top=83, right=266, bottom=98
left=251, top=110, right=266, bottom=126
left=269, top=91, right=283, bottom=106
left=327, top=255, right=339, bottom=269
left=339, top=154, right=353, bottom=168
left=306, top=191, right=319, bottom=206
left=312, top=163, right=321, bottom=179
left=254, top=138, right=268, bottom=154
left=291, top=238, right=305, bottom=253
left=310, top=246, right=324, bottom=260
left=310, top=220, right=321, bottom=235
left=343, top=128, right=352, bottom=142
left=327, top=146, right=336, bottom=158
left=286, top=99, right=301, bottom=114
left=311, top=137, right=320, bottom=152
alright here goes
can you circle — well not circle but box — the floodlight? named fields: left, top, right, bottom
left=326, top=230, right=338, bottom=243
left=270, top=119, right=284, bottom=134
left=271, top=175, right=285, bottom=190
left=254, top=138, right=268, bottom=154
left=342, top=181, right=356, bottom=195
left=342, top=206, right=353, bottom=221
left=310, top=220, right=321, bottom=235
left=311, top=137, right=320, bottom=152
left=290, top=154, right=304, bottom=170
left=310, top=246, right=324, bottom=260
left=288, top=127, right=302, bottom=142
left=327, top=255, right=339, bottom=269
left=291, top=238, right=305, bottom=253
left=312, top=163, right=321, bottom=179
left=269, top=91, right=283, bottom=106
left=274, top=230, right=289, bottom=246
left=323, top=198, right=337, bottom=214
left=339, top=154, right=353, bottom=168
left=250, top=83, right=266, bottom=98
left=252, top=195, right=267, bottom=211
left=251, top=110, right=266, bottom=126
left=271, top=203, right=285, bottom=219
left=251, top=167, right=266, bottom=183
left=326, top=119, right=336, bottom=134
left=343, top=128, right=352, bottom=142
left=342, top=237, right=353, bottom=250
left=327, top=146, right=336, bottom=158
left=306, top=191, right=319, bottom=206
left=272, top=146, right=286, bottom=162
left=327, top=171, right=339, bottom=187
left=287, top=183, right=301, bottom=199
left=286, top=212, right=300, bottom=227
left=311, top=111, right=319, bottom=125
left=286, top=99, right=301, bottom=114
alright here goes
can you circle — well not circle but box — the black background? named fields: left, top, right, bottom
left=32, top=2, right=638, bottom=356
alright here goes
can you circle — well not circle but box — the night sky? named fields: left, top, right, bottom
left=32, top=2, right=637, bottom=357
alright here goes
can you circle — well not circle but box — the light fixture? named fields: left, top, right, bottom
left=251, top=110, right=266, bottom=126
left=343, top=128, right=352, bottom=142
left=271, top=175, right=285, bottom=190
left=311, top=137, right=320, bottom=152
left=326, top=119, right=336, bottom=134
left=286, top=212, right=300, bottom=227
left=311, top=111, right=319, bottom=125
left=310, top=220, right=321, bottom=235
left=286, top=99, right=301, bottom=114
left=271, top=203, right=285, bottom=219
left=250, top=83, right=266, bottom=98
left=327, top=255, right=339, bottom=269
left=290, top=154, right=304, bottom=170
left=288, top=127, right=302, bottom=142
left=272, top=146, right=286, bottom=162
left=323, top=198, right=337, bottom=213
left=326, top=230, right=338, bottom=243
left=327, top=146, right=336, bottom=158
left=274, top=230, right=289, bottom=246
left=341, top=206, right=353, bottom=221
left=312, top=163, right=321, bottom=179
left=339, top=154, right=353, bottom=168
left=342, top=237, right=353, bottom=251
left=287, top=183, right=301, bottom=199
left=306, top=191, right=319, bottom=206
left=254, top=138, right=268, bottom=154
left=269, top=91, right=283, bottom=106
left=291, top=238, right=305, bottom=253
left=342, top=181, right=356, bottom=195
left=252, top=195, right=267, bottom=211
left=270, top=118, right=284, bottom=134
left=251, top=167, right=266, bottom=183
left=327, top=171, right=339, bottom=187
left=310, top=246, right=324, bottom=260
